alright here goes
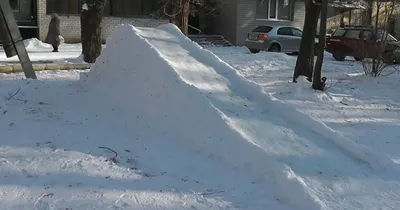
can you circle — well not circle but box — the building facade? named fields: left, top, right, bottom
left=11, top=0, right=168, bottom=43
left=10, top=0, right=382, bottom=46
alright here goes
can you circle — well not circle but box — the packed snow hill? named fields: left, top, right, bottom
left=0, top=23, right=400, bottom=210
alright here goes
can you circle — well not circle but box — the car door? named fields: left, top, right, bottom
left=341, top=29, right=361, bottom=57
left=359, top=30, right=375, bottom=58
left=276, top=27, right=295, bottom=52
left=290, top=27, right=303, bottom=52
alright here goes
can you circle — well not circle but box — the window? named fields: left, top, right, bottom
left=46, top=0, right=161, bottom=17
left=46, top=0, right=80, bottom=15
left=344, top=30, right=360, bottom=39
left=9, top=0, right=19, bottom=11
left=256, top=0, right=294, bottom=21
left=277, top=27, right=292, bottom=36
left=361, top=30, right=372, bottom=40
left=252, top=26, right=273, bottom=33
left=332, top=29, right=346, bottom=37
left=291, top=28, right=302, bottom=37
left=377, top=29, right=397, bottom=42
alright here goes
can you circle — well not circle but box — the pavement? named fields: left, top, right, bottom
left=0, top=63, right=90, bottom=73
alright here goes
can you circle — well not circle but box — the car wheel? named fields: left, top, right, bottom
left=268, top=44, right=280, bottom=52
left=249, top=48, right=260, bottom=54
left=333, top=53, right=346, bottom=61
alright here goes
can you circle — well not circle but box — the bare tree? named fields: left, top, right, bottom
left=81, top=0, right=107, bottom=63
left=360, top=0, right=398, bottom=76
left=160, top=0, right=223, bottom=35
left=293, top=0, right=322, bottom=83
left=313, top=0, right=329, bottom=91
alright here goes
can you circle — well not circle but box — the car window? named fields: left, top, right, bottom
left=361, top=30, right=372, bottom=40
left=377, top=29, right=397, bottom=41
left=252, top=26, right=273, bottom=33
left=291, top=28, right=303, bottom=37
left=277, top=27, right=292, bottom=36
left=344, top=30, right=360, bottom=39
left=332, top=29, right=346, bottom=37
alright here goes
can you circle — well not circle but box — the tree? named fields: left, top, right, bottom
left=81, top=0, right=107, bottom=63
left=293, top=0, right=322, bottom=83
left=161, top=0, right=223, bottom=35
left=360, top=0, right=397, bottom=76
left=182, top=0, right=190, bottom=35
left=312, top=0, right=328, bottom=91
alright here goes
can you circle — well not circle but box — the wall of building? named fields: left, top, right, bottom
left=234, top=0, right=305, bottom=46
left=209, top=0, right=238, bottom=45
left=37, top=0, right=168, bottom=43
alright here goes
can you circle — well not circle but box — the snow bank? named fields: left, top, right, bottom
left=80, top=24, right=323, bottom=210
left=23, top=38, right=51, bottom=50
left=157, top=24, right=397, bottom=172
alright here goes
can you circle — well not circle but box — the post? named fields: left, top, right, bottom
left=0, top=0, right=36, bottom=79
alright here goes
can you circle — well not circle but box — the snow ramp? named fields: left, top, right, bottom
left=81, top=24, right=400, bottom=210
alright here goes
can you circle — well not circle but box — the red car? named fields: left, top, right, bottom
left=326, top=26, right=400, bottom=63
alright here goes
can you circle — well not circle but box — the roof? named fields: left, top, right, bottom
left=328, top=0, right=367, bottom=9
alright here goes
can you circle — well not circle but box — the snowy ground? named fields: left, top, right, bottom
left=1, top=25, right=400, bottom=210
left=0, top=39, right=84, bottom=65
left=209, top=47, right=400, bottom=165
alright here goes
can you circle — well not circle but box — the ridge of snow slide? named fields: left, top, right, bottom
left=82, top=24, right=324, bottom=210
left=153, top=24, right=397, bottom=172
left=130, top=24, right=400, bottom=209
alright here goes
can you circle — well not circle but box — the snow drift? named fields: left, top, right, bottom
left=80, top=24, right=324, bottom=210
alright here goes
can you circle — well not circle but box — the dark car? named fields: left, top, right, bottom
left=326, top=26, right=400, bottom=63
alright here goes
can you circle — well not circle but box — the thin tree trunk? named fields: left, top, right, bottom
left=181, top=0, right=189, bottom=35
left=293, top=0, right=321, bottom=83
left=366, top=0, right=373, bottom=25
left=372, top=2, right=380, bottom=75
left=167, top=0, right=181, bottom=27
left=81, top=0, right=106, bottom=63
left=312, top=0, right=328, bottom=91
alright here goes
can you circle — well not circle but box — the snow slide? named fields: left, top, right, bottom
left=81, top=24, right=400, bottom=210
left=82, top=25, right=323, bottom=209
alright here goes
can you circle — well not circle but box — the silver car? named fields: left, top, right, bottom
left=245, top=25, right=316, bottom=54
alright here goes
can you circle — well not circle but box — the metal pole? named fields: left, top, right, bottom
left=0, top=0, right=36, bottom=79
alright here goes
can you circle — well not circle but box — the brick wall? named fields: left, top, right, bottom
left=37, top=0, right=168, bottom=43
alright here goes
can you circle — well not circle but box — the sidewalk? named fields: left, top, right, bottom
left=0, top=38, right=90, bottom=73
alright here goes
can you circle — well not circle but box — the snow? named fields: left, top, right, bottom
left=82, top=3, right=88, bottom=10
left=1, top=23, right=400, bottom=210
left=0, top=38, right=84, bottom=65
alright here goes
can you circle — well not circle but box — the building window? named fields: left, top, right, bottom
left=107, top=0, right=161, bottom=17
left=46, top=0, right=161, bottom=17
left=9, top=0, right=19, bottom=11
left=46, top=0, right=80, bottom=15
left=256, top=0, right=294, bottom=21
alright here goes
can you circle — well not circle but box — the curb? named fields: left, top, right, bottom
left=0, top=63, right=91, bottom=73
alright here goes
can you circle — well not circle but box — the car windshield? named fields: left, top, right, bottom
left=377, top=29, right=397, bottom=41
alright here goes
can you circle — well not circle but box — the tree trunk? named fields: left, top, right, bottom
left=293, top=0, right=321, bottom=83
left=167, top=0, right=181, bottom=28
left=366, top=0, right=373, bottom=25
left=312, top=0, right=328, bottom=91
left=181, top=0, right=189, bottom=35
left=81, top=0, right=106, bottom=63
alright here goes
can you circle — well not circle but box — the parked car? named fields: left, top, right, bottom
left=325, top=26, right=400, bottom=63
left=326, top=28, right=336, bottom=38
left=245, top=25, right=318, bottom=54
